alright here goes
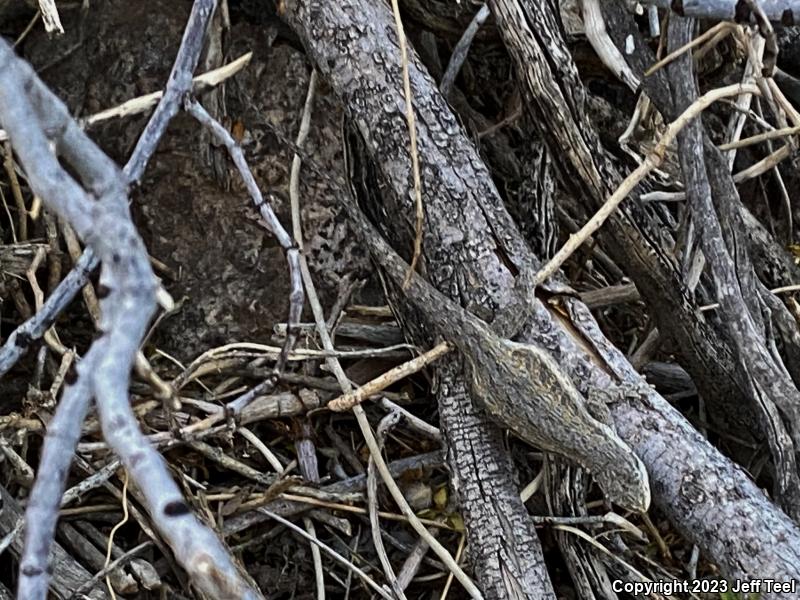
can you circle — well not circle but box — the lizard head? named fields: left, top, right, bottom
left=594, top=456, right=651, bottom=513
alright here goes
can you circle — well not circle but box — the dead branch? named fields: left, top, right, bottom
left=639, top=0, right=800, bottom=22
left=281, top=0, right=800, bottom=595
left=0, top=4, right=264, bottom=597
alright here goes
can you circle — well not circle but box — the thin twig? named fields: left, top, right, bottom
left=0, top=249, right=95, bottom=377
left=87, top=52, right=251, bottom=128
left=534, top=83, right=760, bottom=286
left=377, top=397, right=441, bottom=440
left=14, top=11, right=41, bottom=47
left=3, top=142, right=27, bottom=240
left=328, top=342, right=450, bottom=411
left=644, top=22, right=737, bottom=76
left=718, top=124, right=800, bottom=150
left=440, top=4, right=491, bottom=96
left=104, top=470, right=130, bottom=600
left=185, top=98, right=303, bottom=385
left=438, top=533, right=467, bottom=600
left=369, top=410, right=406, bottom=599
left=69, top=542, right=151, bottom=600
left=303, top=517, right=326, bottom=600
left=260, top=509, right=394, bottom=600
left=290, top=69, right=319, bottom=249
left=389, top=0, right=425, bottom=289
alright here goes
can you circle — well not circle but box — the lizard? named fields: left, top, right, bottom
left=340, top=127, right=651, bottom=513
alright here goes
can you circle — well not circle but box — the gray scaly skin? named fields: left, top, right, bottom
left=340, top=197, right=651, bottom=512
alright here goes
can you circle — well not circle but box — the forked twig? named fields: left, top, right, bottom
left=533, top=83, right=760, bottom=286
left=123, top=0, right=218, bottom=184
left=0, top=37, right=250, bottom=380
left=1, top=1, right=264, bottom=597
left=185, top=98, right=303, bottom=390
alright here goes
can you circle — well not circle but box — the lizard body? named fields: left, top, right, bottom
left=340, top=155, right=650, bottom=512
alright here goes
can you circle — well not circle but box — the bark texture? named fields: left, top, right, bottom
left=282, top=0, right=800, bottom=597
left=282, top=2, right=556, bottom=596
left=488, top=0, right=766, bottom=449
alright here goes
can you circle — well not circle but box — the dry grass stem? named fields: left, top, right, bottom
left=328, top=341, right=451, bottom=411
left=389, top=0, right=424, bottom=288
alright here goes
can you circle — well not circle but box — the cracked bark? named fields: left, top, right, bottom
left=282, top=0, right=800, bottom=597
left=283, top=1, right=554, bottom=598
left=488, top=0, right=770, bottom=450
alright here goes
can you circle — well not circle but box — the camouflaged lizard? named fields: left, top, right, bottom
left=341, top=135, right=650, bottom=513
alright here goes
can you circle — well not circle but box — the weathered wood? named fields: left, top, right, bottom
left=564, top=297, right=800, bottom=598
left=282, top=2, right=557, bottom=598
left=0, top=484, right=106, bottom=600
left=601, top=1, right=800, bottom=401
left=281, top=0, right=800, bottom=595
left=641, top=361, right=696, bottom=395
left=489, top=0, right=767, bottom=451
left=666, top=17, right=800, bottom=517
left=0, top=244, right=49, bottom=278
left=345, top=128, right=651, bottom=514
left=580, top=283, right=639, bottom=309
left=641, top=0, right=800, bottom=22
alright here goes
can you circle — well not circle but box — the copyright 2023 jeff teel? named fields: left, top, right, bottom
left=612, top=578, right=796, bottom=596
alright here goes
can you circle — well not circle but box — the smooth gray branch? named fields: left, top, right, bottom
left=0, top=249, right=96, bottom=377
left=123, top=0, right=218, bottom=184
left=185, top=98, right=304, bottom=410
left=0, top=20, right=263, bottom=600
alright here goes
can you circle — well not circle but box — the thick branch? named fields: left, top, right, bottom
left=282, top=0, right=800, bottom=594
left=640, top=0, right=800, bottom=22
left=282, top=1, right=556, bottom=598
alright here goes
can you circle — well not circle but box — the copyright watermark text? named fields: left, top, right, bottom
left=612, top=578, right=796, bottom=595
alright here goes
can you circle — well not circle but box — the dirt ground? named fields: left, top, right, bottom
left=23, top=0, right=369, bottom=362
left=0, top=6, right=393, bottom=595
